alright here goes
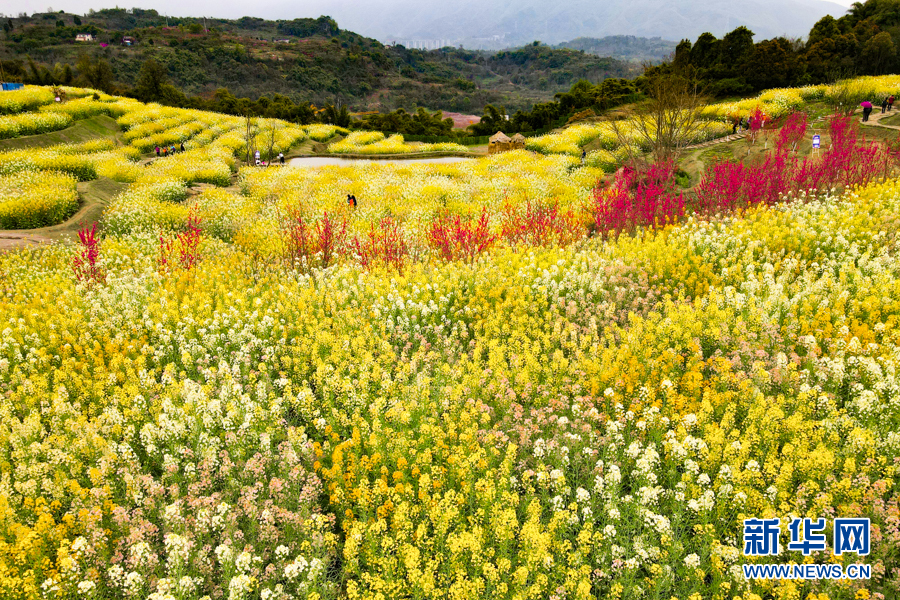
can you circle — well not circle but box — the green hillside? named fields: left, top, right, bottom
left=0, top=9, right=638, bottom=114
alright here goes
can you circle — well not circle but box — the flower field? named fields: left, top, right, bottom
left=0, top=83, right=899, bottom=599
left=702, top=75, right=900, bottom=120
left=0, top=93, right=314, bottom=229
left=2, top=170, right=899, bottom=599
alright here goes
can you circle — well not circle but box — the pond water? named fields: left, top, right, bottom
left=288, top=156, right=476, bottom=168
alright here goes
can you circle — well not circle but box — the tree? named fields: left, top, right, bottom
left=469, top=104, right=508, bottom=135
left=689, top=33, right=720, bottom=69
left=262, top=120, right=283, bottom=162
left=134, top=58, right=168, bottom=101
left=719, top=26, right=755, bottom=67
left=612, top=64, right=706, bottom=166
left=243, top=114, right=259, bottom=165
left=76, top=54, right=113, bottom=92
left=746, top=38, right=803, bottom=90
left=322, top=103, right=350, bottom=127
left=861, top=31, right=896, bottom=74
left=807, top=15, right=841, bottom=48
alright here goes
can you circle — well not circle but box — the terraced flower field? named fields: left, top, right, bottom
left=0, top=83, right=898, bottom=600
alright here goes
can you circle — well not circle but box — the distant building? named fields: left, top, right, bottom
left=75, top=33, right=94, bottom=42
left=122, top=36, right=135, bottom=46
left=275, top=39, right=292, bottom=44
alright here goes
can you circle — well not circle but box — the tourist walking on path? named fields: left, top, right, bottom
left=278, top=152, right=285, bottom=164
left=882, top=98, right=888, bottom=113
left=180, top=142, right=185, bottom=152
left=155, top=146, right=160, bottom=157
left=890, top=95, right=895, bottom=111
left=861, top=101, right=873, bottom=122
left=581, top=149, right=586, bottom=165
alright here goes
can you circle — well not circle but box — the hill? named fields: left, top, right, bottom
left=289, top=0, right=848, bottom=49
left=554, top=36, right=678, bottom=63
left=0, top=9, right=639, bottom=114
left=654, top=0, right=900, bottom=97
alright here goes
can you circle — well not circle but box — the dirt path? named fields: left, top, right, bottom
left=0, top=177, right=128, bottom=253
left=860, top=108, right=900, bottom=131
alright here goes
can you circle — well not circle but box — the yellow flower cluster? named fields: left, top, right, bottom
left=37, top=96, right=140, bottom=120
left=527, top=119, right=730, bottom=158
left=0, top=85, right=95, bottom=116
left=0, top=111, right=73, bottom=140
left=703, top=75, right=900, bottom=119
left=0, top=139, right=138, bottom=181
left=305, top=124, right=351, bottom=142
left=0, top=169, right=78, bottom=228
left=329, top=131, right=469, bottom=155
left=329, top=130, right=386, bottom=152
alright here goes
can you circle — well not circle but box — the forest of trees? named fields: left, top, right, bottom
left=664, top=0, right=900, bottom=96
left=470, top=77, right=641, bottom=135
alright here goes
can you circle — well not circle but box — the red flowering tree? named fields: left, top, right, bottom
left=593, top=161, right=685, bottom=236
left=428, top=209, right=496, bottom=262
left=159, top=211, right=203, bottom=271
left=73, top=222, right=105, bottom=285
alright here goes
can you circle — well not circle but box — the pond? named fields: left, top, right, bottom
left=288, top=156, right=476, bottom=168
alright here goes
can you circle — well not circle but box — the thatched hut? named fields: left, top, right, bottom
left=488, top=131, right=512, bottom=154
left=510, top=133, right=526, bottom=150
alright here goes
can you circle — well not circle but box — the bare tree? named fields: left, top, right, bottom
left=262, top=120, right=284, bottom=165
left=824, top=67, right=859, bottom=115
left=611, top=64, right=707, bottom=168
left=243, top=114, right=259, bottom=165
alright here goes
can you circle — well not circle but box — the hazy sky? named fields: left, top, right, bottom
left=0, top=0, right=853, bottom=43
left=8, top=0, right=858, bottom=21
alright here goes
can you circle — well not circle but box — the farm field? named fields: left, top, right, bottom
left=0, top=81, right=899, bottom=600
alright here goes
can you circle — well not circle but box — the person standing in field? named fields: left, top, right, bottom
left=861, top=101, right=873, bottom=122
left=155, top=146, right=160, bottom=157
left=180, top=142, right=185, bottom=152
left=581, top=149, right=586, bottom=165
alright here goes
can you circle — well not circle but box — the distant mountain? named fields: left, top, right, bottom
left=1, top=9, right=639, bottom=114
left=278, top=0, right=848, bottom=49
left=554, top=37, right=678, bottom=63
